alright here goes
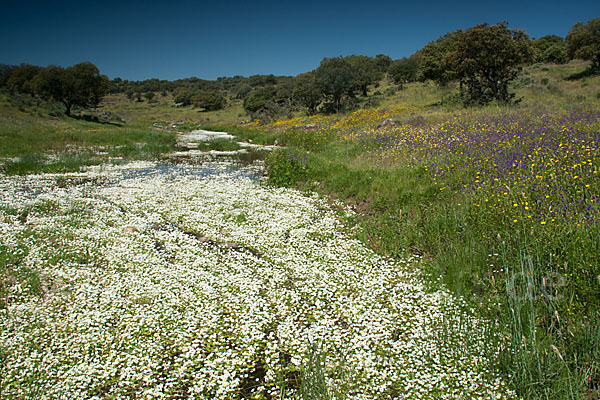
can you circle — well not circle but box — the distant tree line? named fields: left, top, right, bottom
left=0, top=62, right=109, bottom=116
left=1, top=18, right=597, bottom=117
left=385, top=18, right=599, bottom=106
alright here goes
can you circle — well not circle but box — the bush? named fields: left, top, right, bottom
left=174, top=90, right=195, bottom=106
left=265, top=149, right=308, bottom=188
left=192, top=91, right=225, bottom=111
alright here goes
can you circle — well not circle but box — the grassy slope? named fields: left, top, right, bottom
left=207, top=61, right=600, bottom=399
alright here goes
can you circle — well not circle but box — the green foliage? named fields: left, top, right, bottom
left=6, top=64, right=42, bottom=95
left=243, top=86, right=277, bottom=114
left=293, top=72, right=321, bottom=115
left=32, top=62, right=110, bottom=116
left=415, top=31, right=461, bottom=85
left=374, top=54, right=392, bottom=73
left=0, top=64, right=16, bottom=88
left=265, top=149, right=308, bottom=188
left=389, top=57, right=419, bottom=86
left=299, top=349, right=333, bottom=400
left=566, top=18, right=600, bottom=72
left=447, top=22, right=532, bottom=105
left=315, top=57, right=357, bottom=113
left=174, top=89, right=195, bottom=106
left=197, top=138, right=241, bottom=151
left=143, top=91, right=155, bottom=102
left=542, top=45, right=568, bottom=64
left=346, top=55, right=382, bottom=96
left=191, top=90, right=226, bottom=111
left=232, top=83, right=252, bottom=100
left=1, top=152, right=101, bottom=175
left=533, top=35, right=567, bottom=64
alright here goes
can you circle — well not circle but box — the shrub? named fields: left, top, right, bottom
left=265, top=149, right=308, bottom=188
left=192, top=91, right=226, bottom=111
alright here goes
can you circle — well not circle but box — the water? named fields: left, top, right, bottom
left=116, top=157, right=266, bottom=183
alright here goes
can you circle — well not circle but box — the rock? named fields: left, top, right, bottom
left=375, top=118, right=396, bottom=130
left=219, top=242, right=242, bottom=250
left=123, top=226, right=139, bottom=234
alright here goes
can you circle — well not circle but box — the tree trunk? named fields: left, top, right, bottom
left=62, top=100, right=72, bottom=117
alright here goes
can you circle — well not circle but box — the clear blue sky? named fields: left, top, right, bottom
left=1, top=0, right=598, bottom=81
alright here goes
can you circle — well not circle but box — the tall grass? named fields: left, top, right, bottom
left=250, top=61, right=600, bottom=398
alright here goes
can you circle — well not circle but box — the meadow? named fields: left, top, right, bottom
left=1, top=60, right=599, bottom=399
left=1, top=162, right=518, bottom=399
left=203, top=61, right=600, bottom=399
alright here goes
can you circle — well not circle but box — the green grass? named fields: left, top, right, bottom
left=198, top=138, right=242, bottom=151
left=0, top=92, right=177, bottom=174
left=211, top=61, right=600, bottom=399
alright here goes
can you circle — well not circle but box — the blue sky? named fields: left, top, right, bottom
left=2, top=0, right=598, bottom=81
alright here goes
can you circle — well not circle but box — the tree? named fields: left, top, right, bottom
left=243, top=87, right=277, bottom=113
left=415, top=31, right=461, bottom=85
left=315, top=57, right=357, bottom=112
left=232, top=84, right=252, bottom=100
left=0, top=64, right=16, bottom=88
left=541, top=45, right=567, bottom=64
left=346, top=55, right=381, bottom=96
left=7, top=64, right=42, bottom=94
left=293, top=72, right=321, bottom=115
left=446, top=22, right=532, bottom=105
left=374, top=54, right=392, bottom=73
left=389, top=57, right=418, bottom=86
left=532, top=35, right=567, bottom=63
left=33, top=62, right=109, bottom=116
left=174, top=90, right=194, bottom=106
left=144, top=92, right=156, bottom=102
left=566, top=18, right=600, bottom=72
left=192, top=91, right=225, bottom=111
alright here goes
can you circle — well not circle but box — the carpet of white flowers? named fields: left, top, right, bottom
left=0, top=161, right=517, bottom=399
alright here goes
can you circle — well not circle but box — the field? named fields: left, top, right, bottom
left=1, top=60, right=600, bottom=399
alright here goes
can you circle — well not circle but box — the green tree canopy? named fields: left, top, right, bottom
left=346, top=55, right=381, bottom=96
left=192, top=91, right=226, bottom=111
left=0, top=64, right=16, bottom=88
left=389, top=57, right=419, bottom=86
left=33, top=62, right=109, bottom=116
left=293, top=72, right=321, bottom=115
left=374, top=54, right=392, bottom=73
left=315, top=57, right=357, bottom=112
left=7, top=64, right=42, bottom=95
left=566, top=18, right=600, bottom=71
left=446, top=22, right=532, bottom=105
left=532, top=35, right=567, bottom=63
left=174, top=90, right=194, bottom=106
left=243, top=87, right=277, bottom=114
left=415, top=31, right=461, bottom=85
